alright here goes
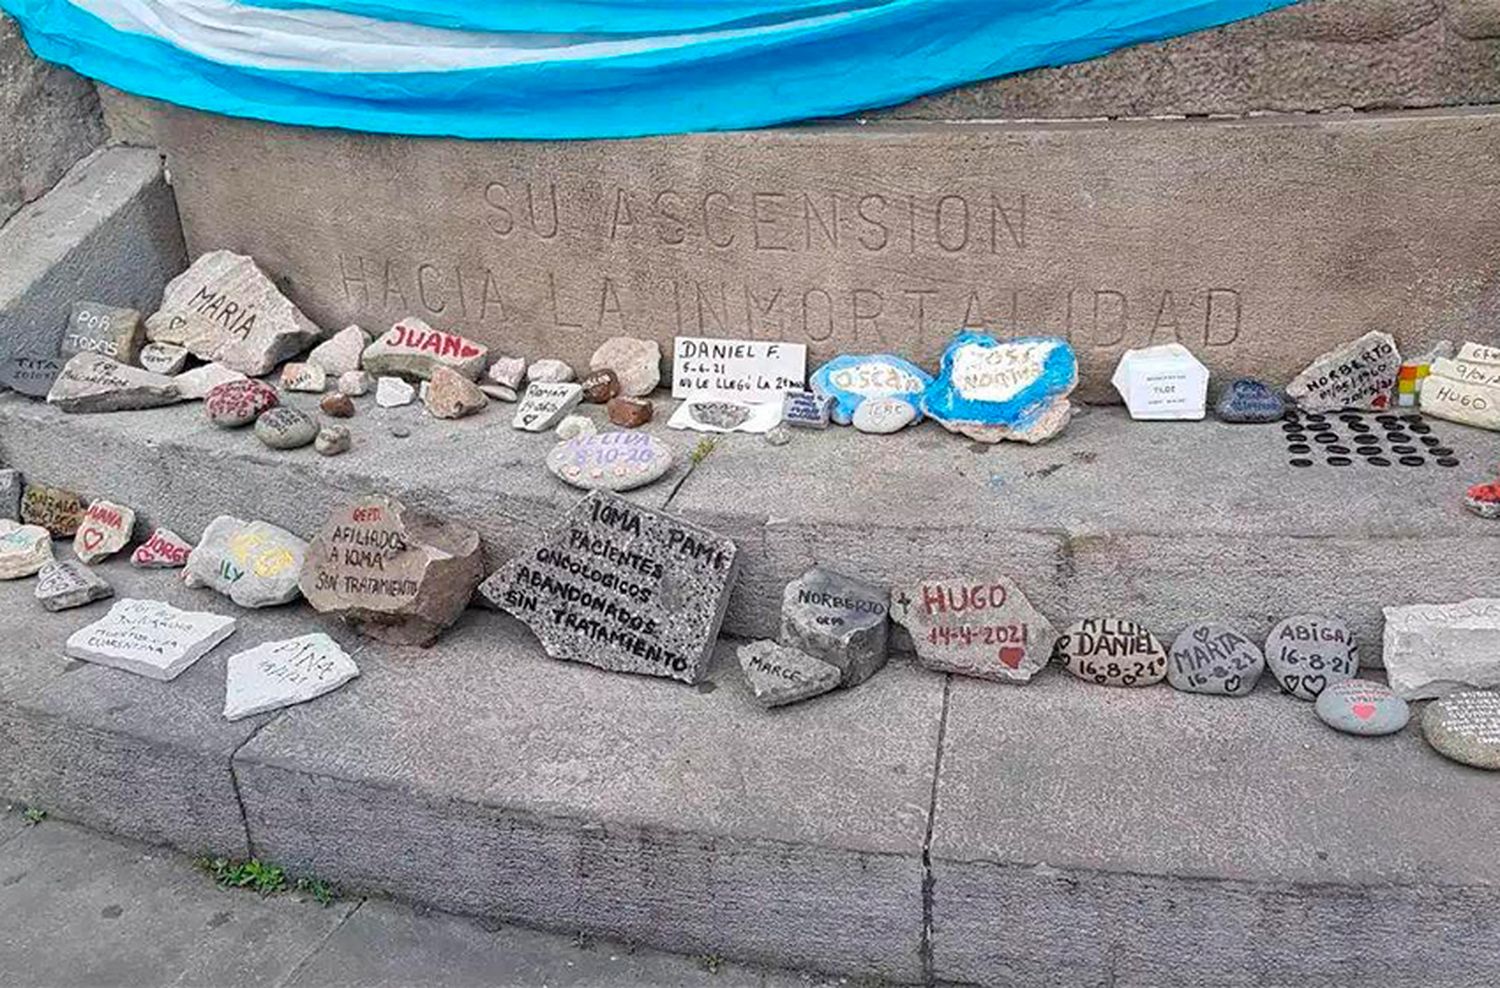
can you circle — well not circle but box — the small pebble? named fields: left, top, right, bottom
left=320, top=392, right=355, bottom=418
left=314, top=425, right=351, bottom=457
left=764, top=424, right=792, bottom=446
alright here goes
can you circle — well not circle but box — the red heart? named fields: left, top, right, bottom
left=999, top=647, right=1024, bottom=669
left=80, top=528, right=104, bottom=551
left=1352, top=703, right=1376, bottom=721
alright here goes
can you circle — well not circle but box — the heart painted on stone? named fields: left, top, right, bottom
left=1223, top=675, right=1242, bottom=694
left=998, top=647, right=1024, bottom=669
left=1351, top=703, right=1377, bottom=721
left=80, top=528, right=104, bottom=551
left=1282, top=674, right=1300, bottom=695
left=1193, top=625, right=1212, bottom=643
left=1302, top=674, right=1327, bottom=696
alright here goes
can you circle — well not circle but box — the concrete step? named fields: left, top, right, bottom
left=3, top=551, right=1499, bottom=986
left=0, top=392, right=1496, bottom=655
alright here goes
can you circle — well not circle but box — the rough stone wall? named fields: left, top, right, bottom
left=0, top=14, right=106, bottom=228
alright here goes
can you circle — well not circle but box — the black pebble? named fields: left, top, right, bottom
left=1367, top=457, right=1392, bottom=467
left=1290, top=458, right=1314, bottom=468
left=1356, top=445, right=1383, bottom=455
left=1348, top=422, right=1372, bottom=433
left=1327, top=444, right=1351, bottom=454
left=1431, top=446, right=1455, bottom=457
left=1326, top=456, right=1352, bottom=466
left=1339, top=413, right=1364, bottom=423
left=1438, top=457, right=1461, bottom=468
left=1376, top=415, right=1398, bottom=425
left=1420, top=436, right=1441, bottom=446
left=1399, top=456, right=1426, bottom=467
left=1391, top=445, right=1417, bottom=454
left=1288, top=443, right=1311, bottom=454
left=1314, top=433, right=1339, bottom=444
left=1282, top=422, right=1304, bottom=433
left=1285, top=433, right=1309, bottom=444
left=1409, top=423, right=1432, bottom=434
left=1385, top=433, right=1412, bottom=443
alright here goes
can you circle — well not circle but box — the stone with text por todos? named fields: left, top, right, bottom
left=223, top=632, right=360, bottom=721
left=174, top=363, right=247, bottom=401
left=64, top=302, right=145, bottom=365
left=1214, top=377, right=1285, bottom=423
left=20, top=483, right=84, bottom=537
left=254, top=406, right=318, bottom=449
left=299, top=495, right=483, bottom=646
left=781, top=390, right=833, bottom=429
left=1383, top=598, right=1500, bottom=699
left=922, top=333, right=1078, bottom=444
left=279, top=361, right=326, bottom=393
left=1110, top=343, right=1209, bottom=420
left=423, top=365, right=488, bottom=419
left=362, top=318, right=488, bottom=381
left=591, top=337, right=661, bottom=397
left=672, top=337, right=806, bottom=403
left=1167, top=623, right=1264, bottom=697
left=1264, top=613, right=1358, bottom=701
left=1285, top=331, right=1400, bottom=412
left=1054, top=618, right=1168, bottom=687
left=547, top=432, right=674, bottom=492
left=737, top=640, right=842, bottom=708
left=45, top=353, right=180, bottom=413
left=513, top=381, right=583, bottom=431
left=0, top=354, right=64, bottom=398
left=307, top=324, right=369, bottom=375
left=780, top=567, right=890, bottom=687
left=1422, top=691, right=1500, bottom=769
left=0, top=520, right=53, bottom=579
left=205, top=378, right=278, bottom=427
left=65, top=598, right=236, bottom=682
left=478, top=490, right=739, bottom=683
left=891, top=575, right=1055, bottom=683
left=34, top=559, right=114, bottom=611
left=809, top=354, right=933, bottom=426
left=852, top=395, right=918, bottom=434
left=526, top=358, right=575, bottom=384
left=73, top=499, right=135, bottom=564
left=131, top=527, right=194, bottom=568
left=145, top=250, right=323, bottom=375
left=1315, top=680, right=1409, bottom=737
left=138, top=342, right=189, bottom=376
left=184, top=516, right=308, bottom=608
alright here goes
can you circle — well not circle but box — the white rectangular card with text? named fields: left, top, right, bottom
left=671, top=337, right=807, bottom=402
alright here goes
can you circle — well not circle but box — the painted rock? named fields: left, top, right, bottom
left=922, top=333, right=1078, bottom=444
left=690, top=401, right=750, bottom=430
left=1054, top=618, right=1168, bottom=687
left=422, top=365, right=488, bottom=419
left=589, top=336, right=661, bottom=396
left=852, top=395, right=918, bottom=434
left=64, top=302, right=145, bottom=365
left=0, top=354, right=64, bottom=397
left=138, top=342, right=189, bottom=376
left=314, top=425, right=351, bottom=456
left=1419, top=355, right=1500, bottom=432
left=780, top=567, right=890, bottom=687
left=320, top=392, right=355, bottom=418
left=891, top=575, right=1055, bottom=683
left=1465, top=481, right=1500, bottom=520
left=46, top=353, right=181, bottom=413
left=279, top=361, right=327, bottom=393
left=782, top=389, right=833, bottom=429
left=34, top=559, right=114, bottom=612
left=1315, top=679, right=1409, bottom=737
left=554, top=415, right=596, bottom=440
left=1264, top=613, right=1359, bottom=700
left=737, top=640, right=842, bottom=708
left=184, top=516, right=308, bottom=608
left=526, top=358, right=575, bottom=384
left=361, top=318, right=488, bottom=381
left=1422, top=690, right=1500, bottom=769
left=307, top=325, right=369, bottom=375
left=20, top=483, right=85, bottom=537
left=546, top=431, right=674, bottom=492
left=254, top=406, right=318, bottom=449
left=131, top=527, right=194, bottom=568
left=513, top=381, right=583, bottom=431
left=1215, top=378, right=1286, bottom=423
left=375, top=375, right=416, bottom=407
left=810, top=354, right=932, bottom=426
left=65, top=598, right=236, bottom=681
left=337, top=370, right=372, bottom=396
left=299, top=495, right=483, bottom=646
left=205, top=379, right=279, bottom=427
left=73, top=499, right=135, bottom=564
left=174, top=362, right=247, bottom=401
left=0, top=521, right=53, bottom=579
left=580, top=368, right=621, bottom=404
left=223, top=633, right=360, bottom=721
left=1286, top=331, right=1400, bottom=412
left=607, top=396, right=653, bottom=428
left=487, top=356, right=526, bottom=390
left=1167, top=623, right=1264, bottom=697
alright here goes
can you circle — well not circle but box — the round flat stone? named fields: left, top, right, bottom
left=1326, top=456, right=1352, bottom=466
left=1214, top=378, right=1285, bottom=423
left=1167, top=622, right=1264, bottom=697
left=205, top=379, right=279, bottom=428
left=1399, top=456, right=1426, bottom=467
left=1288, top=444, right=1311, bottom=454
left=546, top=431, right=674, bottom=492
left=1315, top=680, right=1409, bottom=737
left=253, top=406, right=318, bottom=449
left=1054, top=618, right=1167, bottom=687
left=1264, top=613, right=1358, bottom=701
left=852, top=396, right=918, bottom=434
left=1290, top=459, right=1313, bottom=468
left=1422, top=691, right=1500, bottom=769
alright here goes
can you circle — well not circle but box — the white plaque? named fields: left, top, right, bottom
left=1110, top=343, right=1209, bottom=420
left=671, top=337, right=807, bottom=402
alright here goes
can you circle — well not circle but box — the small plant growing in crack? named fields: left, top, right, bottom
left=197, top=856, right=287, bottom=896
left=695, top=953, right=725, bottom=975
left=295, top=876, right=335, bottom=907
left=21, top=806, right=45, bottom=826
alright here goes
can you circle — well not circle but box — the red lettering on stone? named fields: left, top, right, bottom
left=921, top=584, right=946, bottom=615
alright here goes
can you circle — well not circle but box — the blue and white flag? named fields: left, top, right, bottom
left=2, top=0, right=1296, bottom=139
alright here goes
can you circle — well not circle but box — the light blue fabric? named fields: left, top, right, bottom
left=0, top=0, right=1299, bottom=139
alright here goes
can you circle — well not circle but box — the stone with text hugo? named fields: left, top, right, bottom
left=46, top=353, right=181, bottom=414
left=1167, top=622, right=1264, bottom=697
left=223, top=632, right=360, bottom=721
left=145, top=250, right=323, bottom=375
left=185, top=516, right=308, bottom=608
left=362, top=317, right=488, bottom=381
left=810, top=354, right=933, bottom=426
left=34, top=559, right=114, bottom=612
left=891, top=575, right=1055, bottom=683
left=20, top=482, right=84, bottom=537
left=1383, top=598, right=1500, bottom=699
left=737, top=640, right=841, bottom=708
left=131, top=527, right=194, bottom=568
left=65, top=598, right=237, bottom=682
left=0, top=354, right=64, bottom=397
left=780, top=567, right=890, bottom=687
left=1054, top=618, right=1167, bottom=687
left=73, top=498, right=135, bottom=564
left=478, top=490, right=739, bottom=683
left=299, top=495, right=483, bottom=645
left=64, top=302, right=145, bottom=365
left=672, top=336, right=806, bottom=402
left=1419, top=357, right=1500, bottom=432
left=0, top=521, right=53, bottom=579
left=1264, top=613, right=1358, bottom=701
left=1286, top=331, right=1400, bottom=412
left=922, top=333, right=1078, bottom=444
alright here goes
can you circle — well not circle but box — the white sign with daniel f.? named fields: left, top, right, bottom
left=671, top=336, right=807, bottom=402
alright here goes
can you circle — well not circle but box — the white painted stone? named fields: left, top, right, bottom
left=183, top=516, right=308, bottom=608
left=672, top=336, right=804, bottom=403
left=173, top=362, right=247, bottom=401
left=513, top=381, right=583, bottom=431
left=72, top=499, right=135, bottom=564
left=337, top=370, right=372, bottom=396
left=279, top=361, right=327, bottom=393
left=0, top=520, right=53, bottom=579
left=65, top=598, right=237, bottom=682
left=1457, top=341, right=1500, bottom=365
left=375, top=375, right=416, bottom=408
left=307, top=325, right=369, bottom=375
left=1383, top=598, right=1500, bottom=699
left=222, top=632, right=359, bottom=721
left=1285, top=331, right=1400, bottom=412
left=137, top=341, right=189, bottom=376
left=1419, top=367, right=1500, bottom=432
left=1110, top=343, right=1210, bottom=420
left=851, top=395, right=918, bottom=434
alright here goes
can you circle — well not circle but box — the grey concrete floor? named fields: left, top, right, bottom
left=0, top=806, right=852, bottom=988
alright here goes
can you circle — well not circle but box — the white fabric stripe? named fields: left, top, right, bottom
left=66, top=0, right=860, bottom=72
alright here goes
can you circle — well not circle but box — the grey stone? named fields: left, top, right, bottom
left=254, top=406, right=318, bottom=450
left=72, top=498, right=135, bottom=564
left=223, top=633, right=359, bottom=721
left=0, top=467, right=21, bottom=521
left=204, top=377, right=278, bottom=426
left=1167, top=622, right=1264, bottom=697
left=64, top=598, right=237, bottom=681
left=337, top=369, right=371, bottom=396
left=781, top=390, right=832, bottom=429
left=546, top=432, right=674, bottom=492
left=33, top=559, right=113, bottom=612
left=1054, top=618, right=1168, bottom=687
left=1314, top=679, right=1409, bottom=737
left=513, top=381, right=583, bottom=431
left=0, top=354, right=63, bottom=397
left=136, top=341, right=188, bottom=376
left=362, top=318, right=488, bottom=381
left=422, top=365, right=487, bottom=419
left=62, top=302, right=145, bottom=364
left=780, top=567, right=890, bottom=688
left=279, top=361, right=327, bottom=393
left=478, top=490, right=739, bottom=683
left=0, top=520, right=52, bottom=579
left=1264, top=613, right=1359, bottom=701
left=736, top=639, right=841, bottom=708
left=299, top=495, right=483, bottom=646
left=1286, top=331, right=1401, bottom=412
left=145, top=250, right=322, bottom=375
left=45, top=353, right=180, bottom=413
left=891, top=576, right=1055, bottom=683
left=184, top=516, right=308, bottom=608
left=314, top=425, right=351, bottom=457
left=851, top=395, right=917, bottom=434
left=690, top=401, right=750, bottom=430
left=1422, top=690, right=1500, bottom=770
left=764, top=424, right=791, bottom=446
left=307, top=324, right=369, bottom=375
left=1214, top=377, right=1286, bottom=423
left=554, top=414, right=596, bottom=440
left=480, top=383, right=518, bottom=402
left=172, top=362, right=245, bottom=401
left=129, top=527, right=193, bottom=568
left=526, top=358, right=575, bottom=384
left=375, top=375, right=416, bottom=407
left=588, top=337, right=660, bottom=396
left=18, top=482, right=83, bottom=537
left=1384, top=598, right=1500, bottom=699
left=486, top=355, right=527, bottom=389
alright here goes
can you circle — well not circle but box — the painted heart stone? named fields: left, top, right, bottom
left=890, top=575, right=1055, bottom=683
left=1315, top=679, right=1409, bottom=737
left=1054, top=618, right=1168, bottom=687
left=1264, top=613, right=1358, bottom=700
left=921, top=332, right=1078, bottom=444
left=1167, top=622, right=1264, bottom=697
left=809, top=354, right=932, bottom=426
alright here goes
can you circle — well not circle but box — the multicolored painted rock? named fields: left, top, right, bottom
left=921, top=333, right=1078, bottom=444
left=546, top=432, right=674, bottom=492
left=1315, top=680, right=1409, bottom=737
left=1465, top=480, right=1500, bottom=520
left=809, top=354, right=932, bottom=426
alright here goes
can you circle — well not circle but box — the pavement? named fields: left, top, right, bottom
left=0, top=809, right=839, bottom=988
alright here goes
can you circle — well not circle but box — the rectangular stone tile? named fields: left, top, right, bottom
left=158, top=105, right=1500, bottom=402
left=235, top=615, right=941, bottom=982
left=928, top=671, right=1500, bottom=985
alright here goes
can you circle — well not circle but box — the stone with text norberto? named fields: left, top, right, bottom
left=362, top=317, right=488, bottom=381
left=1286, top=331, right=1399, bottom=412
left=479, top=490, right=739, bottom=683
left=891, top=575, right=1055, bottom=683
left=780, top=567, right=890, bottom=687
